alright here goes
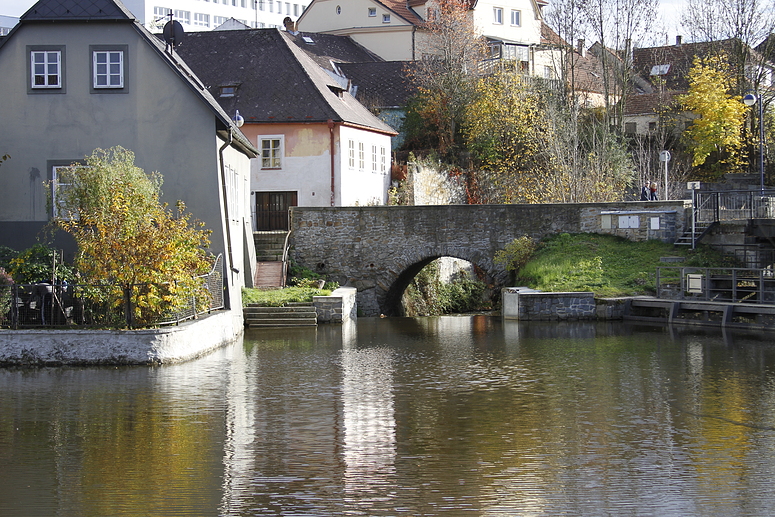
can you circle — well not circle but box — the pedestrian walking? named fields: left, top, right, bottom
left=649, top=182, right=658, bottom=200
left=640, top=182, right=649, bottom=201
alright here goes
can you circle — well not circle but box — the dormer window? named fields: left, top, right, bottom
left=219, top=85, right=238, bottom=97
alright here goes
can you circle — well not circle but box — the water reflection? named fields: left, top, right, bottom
left=1, top=318, right=774, bottom=516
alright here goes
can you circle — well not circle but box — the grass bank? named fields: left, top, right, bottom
left=517, top=233, right=736, bottom=297
left=242, top=286, right=332, bottom=307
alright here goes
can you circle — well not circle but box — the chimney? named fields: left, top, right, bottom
left=676, top=35, right=682, bottom=46
left=577, top=39, right=586, bottom=57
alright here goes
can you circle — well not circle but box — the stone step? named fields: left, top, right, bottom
left=245, top=311, right=317, bottom=319
left=245, top=304, right=315, bottom=312
left=246, top=319, right=318, bottom=328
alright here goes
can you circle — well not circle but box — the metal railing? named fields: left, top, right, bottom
left=656, top=266, right=775, bottom=304
left=0, top=254, right=224, bottom=330
left=695, top=190, right=775, bottom=223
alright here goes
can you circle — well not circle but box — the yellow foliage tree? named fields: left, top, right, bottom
left=462, top=71, right=552, bottom=203
left=679, top=54, right=749, bottom=173
left=53, top=147, right=213, bottom=328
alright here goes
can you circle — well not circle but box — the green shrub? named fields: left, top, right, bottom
left=9, top=244, right=75, bottom=284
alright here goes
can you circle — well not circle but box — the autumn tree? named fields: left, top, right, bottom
left=679, top=55, right=750, bottom=177
left=462, top=71, right=551, bottom=202
left=405, top=0, right=487, bottom=156
left=53, top=147, right=213, bottom=327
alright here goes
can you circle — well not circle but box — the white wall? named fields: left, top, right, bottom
left=338, top=125, right=391, bottom=206
left=121, top=0, right=305, bottom=31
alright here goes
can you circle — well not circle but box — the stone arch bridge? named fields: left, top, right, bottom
left=289, top=202, right=687, bottom=316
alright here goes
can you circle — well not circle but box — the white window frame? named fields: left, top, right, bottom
left=52, top=165, right=87, bottom=220
left=175, top=9, right=191, bottom=24
left=348, top=140, right=355, bottom=169
left=93, top=50, right=124, bottom=89
left=194, top=13, right=210, bottom=26
left=493, top=7, right=503, bottom=24
left=510, top=9, right=520, bottom=26
left=358, top=142, right=365, bottom=171
left=260, top=136, right=284, bottom=169
left=382, top=14, right=390, bottom=23
left=368, top=7, right=376, bottom=16
left=380, top=146, right=387, bottom=175
left=31, top=50, right=61, bottom=89
left=371, top=145, right=378, bottom=172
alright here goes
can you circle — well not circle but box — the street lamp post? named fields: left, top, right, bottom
left=743, top=92, right=765, bottom=193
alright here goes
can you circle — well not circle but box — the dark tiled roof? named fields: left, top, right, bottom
left=21, top=0, right=135, bottom=21
left=174, top=28, right=396, bottom=134
left=287, top=31, right=383, bottom=72
left=624, top=91, right=683, bottom=116
left=338, top=61, right=417, bottom=108
left=632, top=39, right=745, bottom=92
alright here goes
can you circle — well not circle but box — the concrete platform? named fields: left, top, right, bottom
left=0, top=310, right=242, bottom=366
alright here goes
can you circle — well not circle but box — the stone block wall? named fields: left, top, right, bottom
left=502, top=290, right=596, bottom=320
left=313, top=287, right=357, bottom=323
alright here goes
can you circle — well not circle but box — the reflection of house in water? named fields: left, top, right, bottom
left=342, top=345, right=397, bottom=504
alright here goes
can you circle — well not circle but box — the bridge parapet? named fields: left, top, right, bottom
left=290, top=201, right=688, bottom=316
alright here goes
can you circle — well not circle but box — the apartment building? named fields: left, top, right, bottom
left=121, top=0, right=309, bottom=30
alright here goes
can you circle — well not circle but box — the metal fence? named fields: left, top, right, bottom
left=0, top=254, right=224, bottom=329
left=695, top=190, right=775, bottom=223
left=656, top=266, right=775, bottom=304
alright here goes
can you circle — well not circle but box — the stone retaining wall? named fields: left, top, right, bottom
left=0, top=310, right=241, bottom=366
left=502, top=289, right=631, bottom=321
left=313, top=287, right=357, bottom=323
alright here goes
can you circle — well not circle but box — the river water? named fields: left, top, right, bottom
left=1, top=316, right=774, bottom=516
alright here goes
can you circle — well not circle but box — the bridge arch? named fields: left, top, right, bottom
left=289, top=202, right=686, bottom=316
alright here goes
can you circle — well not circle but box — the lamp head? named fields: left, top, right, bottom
left=233, top=110, right=245, bottom=128
left=743, top=93, right=757, bottom=106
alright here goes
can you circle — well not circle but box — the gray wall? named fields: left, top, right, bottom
left=0, top=20, right=251, bottom=308
left=289, top=201, right=688, bottom=316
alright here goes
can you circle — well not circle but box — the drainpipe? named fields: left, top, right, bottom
left=328, top=119, right=336, bottom=206
left=218, top=128, right=237, bottom=309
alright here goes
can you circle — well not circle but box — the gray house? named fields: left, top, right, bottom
left=0, top=0, right=257, bottom=316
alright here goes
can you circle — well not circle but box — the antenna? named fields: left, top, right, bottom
left=163, top=12, right=184, bottom=53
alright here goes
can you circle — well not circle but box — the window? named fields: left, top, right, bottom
left=30, top=50, right=62, bottom=89
left=368, top=7, right=376, bottom=16
left=286, top=2, right=291, bottom=14
left=336, top=5, right=341, bottom=14
left=154, top=6, right=172, bottom=17
left=648, top=121, right=657, bottom=131
left=258, top=0, right=264, bottom=10
left=220, top=85, right=237, bottom=97
left=382, top=14, right=390, bottom=22
left=92, top=50, right=124, bottom=89
left=51, top=164, right=85, bottom=219
left=260, top=137, right=283, bottom=169
left=493, top=7, right=503, bottom=24
left=294, top=4, right=299, bottom=15
left=510, top=9, right=520, bottom=26
left=371, top=145, right=378, bottom=172
left=269, top=0, right=274, bottom=12
left=624, top=122, right=637, bottom=134
left=194, top=13, right=210, bottom=26
left=358, top=142, right=365, bottom=170
left=380, top=146, right=387, bottom=174
left=348, top=140, right=355, bottom=168
left=175, top=9, right=191, bottom=23
left=214, top=16, right=228, bottom=25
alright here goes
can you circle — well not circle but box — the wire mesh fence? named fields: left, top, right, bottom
left=0, top=254, right=224, bottom=329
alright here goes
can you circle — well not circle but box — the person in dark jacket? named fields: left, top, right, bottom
left=640, top=183, right=649, bottom=201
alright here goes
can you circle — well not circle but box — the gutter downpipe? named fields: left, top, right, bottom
left=218, top=128, right=236, bottom=309
left=328, top=119, right=336, bottom=206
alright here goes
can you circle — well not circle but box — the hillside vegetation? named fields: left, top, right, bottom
left=517, top=233, right=737, bottom=297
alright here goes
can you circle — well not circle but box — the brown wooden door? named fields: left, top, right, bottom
left=256, top=191, right=297, bottom=231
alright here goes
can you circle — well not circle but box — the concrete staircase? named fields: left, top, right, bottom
left=244, top=302, right=318, bottom=328
left=253, top=231, right=289, bottom=288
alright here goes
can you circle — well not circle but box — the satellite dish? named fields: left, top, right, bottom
left=163, top=20, right=184, bottom=47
